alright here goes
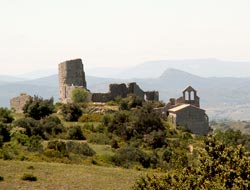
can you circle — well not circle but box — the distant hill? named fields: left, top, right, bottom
left=1, top=68, right=250, bottom=120
left=88, top=59, right=250, bottom=79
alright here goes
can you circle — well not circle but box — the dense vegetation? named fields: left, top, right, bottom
left=0, top=96, right=250, bottom=189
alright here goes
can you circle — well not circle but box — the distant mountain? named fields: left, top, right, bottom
left=93, top=59, right=250, bottom=79
left=0, top=75, right=27, bottom=83
left=17, top=68, right=57, bottom=79
left=1, top=68, right=250, bottom=120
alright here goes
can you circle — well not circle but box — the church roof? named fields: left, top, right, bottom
left=168, top=104, right=205, bottom=113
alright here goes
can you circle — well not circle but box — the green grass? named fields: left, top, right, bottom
left=0, top=160, right=143, bottom=190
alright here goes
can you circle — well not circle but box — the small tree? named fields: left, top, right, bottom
left=23, top=96, right=54, bottom=120
left=60, top=103, right=82, bottom=121
left=0, top=107, right=14, bottom=123
left=71, top=88, right=89, bottom=103
left=67, top=126, right=86, bottom=140
left=133, top=137, right=250, bottom=190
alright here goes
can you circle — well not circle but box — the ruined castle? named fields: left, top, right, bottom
left=10, top=58, right=209, bottom=135
left=58, top=59, right=159, bottom=103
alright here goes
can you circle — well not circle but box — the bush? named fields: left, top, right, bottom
left=0, top=107, right=14, bottom=123
left=105, top=105, right=167, bottom=148
left=0, top=176, right=4, bottom=181
left=13, top=118, right=45, bottom=138
left=0, top=123, right=10, bottom=146
left=21, top=173, right=37, bottom=181
left=47, top=140, right=68, bottom=156
left=112, top=146, right=151, bottom=168
left=41, top=115, right=65, bottom=137
left=27, top=135, right=43, bottom=152
left=88, top=133, right=110, bottom=145
left=133, top=137, right=250, bottom=190
left=71, top=88, right=89, bottom=103
left=23, top=96, right=54, bottom=120
left=46, top=140, right=95, bottom=157
left=67, top=126, right=86, bottom=140
left=60, top=103, right=82, bottom=121
left=66, top=141, right=95, bottom=156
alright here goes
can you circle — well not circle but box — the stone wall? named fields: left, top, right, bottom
left=58, top=59, right=87, bottom=103
left=91, top=93, right=112, bottom=103
left=92, top=82, right=159, bottom=102
left=145, top=91, right=159, bottom=101
left=128, top=83, right=145, bottom=100
left=110, top=83, right=128, bottom=98
left=10, top=93, right=31, bottom=113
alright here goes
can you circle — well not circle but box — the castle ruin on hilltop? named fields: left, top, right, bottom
left=57, top=58, right=209, bottom=135
left=58, top=59, right=159, bottom=103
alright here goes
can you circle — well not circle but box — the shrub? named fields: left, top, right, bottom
left=111, top=139, right=119, bottom=149
left=47, top=140, right=68, bottom=156
left=0, top=176, right=4, bottom=181
left=21, top=173, right=37, bottom=181
left=143, top=130, right=167, bottom=148
left=0, top=123, right=10, bottom=146
left=41, top=115, right=65, bottom=137
left=60, top=103, right=82, bottom=121
left=46, top=140, right=95, bottom=157
left=0, top=107, right=14, bottom=123
left=27, top=135, right=43, bottom=152
left=13, top=118, right=45, bottom=138
left=112, top=146, right=151, bottom=168
left=88, top=133, right=110, bottom=145
left=67, top=126, right=86, bottom=140
left=133, top=137, right=250, bottom=190
left=23, top=96, right=54, bottom=120
left=27, top=166, right=34, bottom=170
left=71, top=88, right=89, bottom=103
left=66, top=141, right=95, bottom=156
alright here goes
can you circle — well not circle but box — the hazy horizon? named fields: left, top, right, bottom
left=1, top=0, right=250, bottom=75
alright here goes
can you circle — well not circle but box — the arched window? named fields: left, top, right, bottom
left=185, top=91, right=189, bottom=100
left=190, top=91, right=195, bottom=100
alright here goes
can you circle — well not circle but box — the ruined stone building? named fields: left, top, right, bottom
left=156, top=86, right=209, bottom=135
left=91, top=82, right=159, bottom=102
left=10, top=93, right=31, bottom=113
left=58, top=59, right=87, bottom=103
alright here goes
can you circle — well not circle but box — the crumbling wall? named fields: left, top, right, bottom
left=91, top=93, right=112, bottom=102
left=145, top=91, right=159, bottom=101
left=128, top=83, right=145, bottom=100
left=110, top=83, right=128, bottom=99
left=58, top=59, right=87, bottom=103
left=91, top=82, right=159, bottom=103
left=10, top=93, right=31, bottom=113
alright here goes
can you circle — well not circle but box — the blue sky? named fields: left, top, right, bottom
left=0, top=0, right=250, bottom=75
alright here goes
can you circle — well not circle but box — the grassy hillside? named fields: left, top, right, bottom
left=0, top=160, right=142, bottom=190
left=0, top=97, right=249, bottom=189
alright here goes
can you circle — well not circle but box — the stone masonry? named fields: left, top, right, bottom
left=10, top=93, right=31, bottom=113
left=92, top=82, right=159, bottom=102
left=58, top=59, right=87, bottom=103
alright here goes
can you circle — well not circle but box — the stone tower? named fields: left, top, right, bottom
left=58, top=58, right=87, bottom=103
